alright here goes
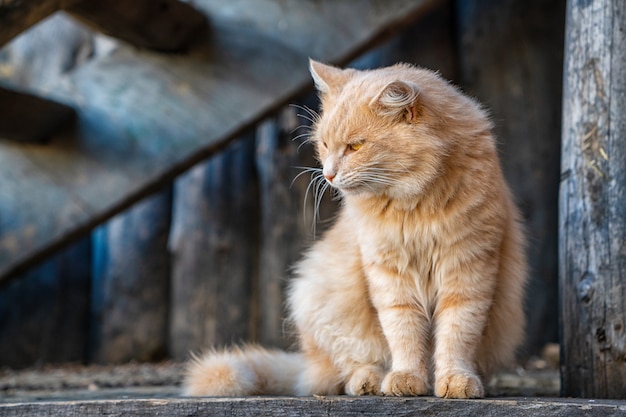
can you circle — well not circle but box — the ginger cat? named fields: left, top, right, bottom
left=184, top=60, right=527, bottom=399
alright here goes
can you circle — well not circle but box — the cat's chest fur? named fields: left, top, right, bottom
left=346, top=197, right=442, bottom=283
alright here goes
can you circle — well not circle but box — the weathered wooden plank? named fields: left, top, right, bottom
left=169, top=134, right=259, bottom=359
left=456, top=0, right=565, bottom=357
left=0, top=13, right=95, bottom=90
left=0, top=236, right=91, bottom=368
left=559, top=0, right=626, bottom=399
left=0, top=0, right=83, bottom=48
left=0, top=0, right=439, bottom=285
left=66, top=0, right=207, bottom=51
left=0, top=86, right=75, bottom=142
left=2, top=396, right=626, bottom=417
left=195, top=0, right=441, bottom=66
left=88, top=190, right=172, bottom=364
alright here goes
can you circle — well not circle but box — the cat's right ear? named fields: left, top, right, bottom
left=309, top=59, right=352, bottom=94
left=371, top=80, right=422, bottom=123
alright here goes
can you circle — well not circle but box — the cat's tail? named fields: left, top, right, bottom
left=183, top=345, right=305, bottom=396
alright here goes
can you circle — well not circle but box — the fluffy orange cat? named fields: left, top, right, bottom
left=184, top=60, right=527, bottom=399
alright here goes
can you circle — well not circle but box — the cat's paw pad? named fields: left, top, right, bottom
left=381, top=370, right=429, bottom=396
left=434, top=371, right=484, bottom=398
left=346, top=366, right=384, bottom=395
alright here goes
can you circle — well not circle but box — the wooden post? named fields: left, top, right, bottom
left=560, top=0, right=626, bottom=398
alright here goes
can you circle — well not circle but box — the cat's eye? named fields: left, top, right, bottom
left=322, top=141, right=328, bottom=149
left=348, top=142, right=363, bottom=152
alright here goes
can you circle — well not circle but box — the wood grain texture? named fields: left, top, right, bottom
left=0, top=0, right=438, bottom=285
left=456, top=0, right=565, bottom=357
left=559, top=0, right=626, bottom=399
left=169, top=135, right=259, bottom=359
left=89, top=190, right=172, bottom=364
left=66, top=0, right=207, bottom=51
left=2, top=396, right=626, bottom=417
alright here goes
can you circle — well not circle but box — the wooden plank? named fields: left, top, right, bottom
left=2, top=395, right=626, bottom=417
left=0, top=363, right=559, bottom=397
left=0, top=236, right=91, bottom=368
left=169, top=135, right=259, bottom=359
left=194, top=0, right=441, bottom=66
left=0, top=86, right=75, bottom=142
left=456, top=0, right=565, bottom=357
left=88, top=190, right=172, bottom=364
left=0, top=0, right=440, bottom=284
left=0, top=0, right=83, bottom=48
left=66, top=0, right=207, bottom=51
left=559, top=0, right=626, bottom=399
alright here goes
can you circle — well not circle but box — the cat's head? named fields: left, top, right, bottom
left=308, top=60, right=491, bottom=200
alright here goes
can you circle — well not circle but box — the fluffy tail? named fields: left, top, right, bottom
left=183, top=345, right=305, bottom=396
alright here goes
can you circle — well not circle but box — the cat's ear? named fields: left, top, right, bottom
left=371, top=80, right=422, bottom=122
left=309, top=59, right=352, bottom=94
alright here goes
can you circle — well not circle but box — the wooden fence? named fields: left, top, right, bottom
left=0, top=0, right=564, bottom=378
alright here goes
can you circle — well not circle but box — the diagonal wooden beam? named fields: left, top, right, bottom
left=0, top=0, right=441, bottom=285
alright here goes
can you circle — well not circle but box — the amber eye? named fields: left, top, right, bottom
left=348, top=142, right=363, bottom=152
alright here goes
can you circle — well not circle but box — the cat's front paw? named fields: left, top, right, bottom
left=345, top=366, right=384, bottom=395
left=381, top=370, right=429, bottom=396
left=434, top=371, right=483, bottom=399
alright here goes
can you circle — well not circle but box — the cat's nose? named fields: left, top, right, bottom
left=323, top=159, right=337, bottom=182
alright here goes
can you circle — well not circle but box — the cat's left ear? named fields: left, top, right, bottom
left=371, top=80, right=422, bottom=122
left=309, top=59, right=353, bottom=94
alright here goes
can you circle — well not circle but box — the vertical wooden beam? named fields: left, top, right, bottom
left=0, top=237, right=91, bottom=368
left=169, top=134, right=259, bottom=360
left=560, top=0, right=626, bottom=398
left=89, top=190, right=172, bottom=364
left=456, top=0, right=565, bottom=358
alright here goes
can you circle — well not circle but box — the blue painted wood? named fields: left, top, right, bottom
left=0, top=237, right=91, bottom=368
left=89, top=190, right=172, bottom=364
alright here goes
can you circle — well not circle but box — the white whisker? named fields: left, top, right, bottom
left=295, top=113, right=318, bottom=124
left=289, top=103, right=320, bottom=123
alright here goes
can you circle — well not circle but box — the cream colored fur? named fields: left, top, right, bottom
left=184, top=60, right=527, bottom=399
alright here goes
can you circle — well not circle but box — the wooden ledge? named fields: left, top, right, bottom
left=2, top=393, right=626, bottom=417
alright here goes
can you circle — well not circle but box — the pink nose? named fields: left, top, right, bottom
left=324, top=173, right=335, bottom=182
